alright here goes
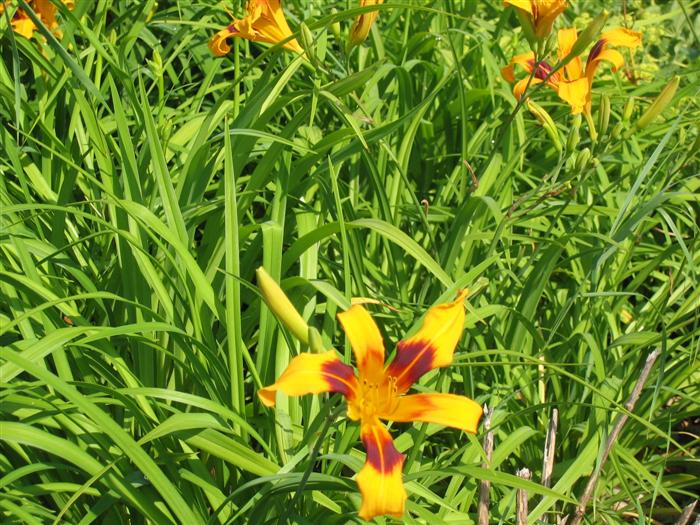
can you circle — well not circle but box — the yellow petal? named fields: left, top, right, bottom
left=385, top=290, right=468, bottom=393
left=209, top=26, right=236, bottom=57
left=532, top=0, right=568, bottom=39
left=34, top=0, right=58, bottom=29
left=382, top=393, right=482, bottom=433
left=12, top=13, right=37, bottom=39
left=592, top=48, right=625, bottom=72
left=338, top=305, right=385, bottom=384
left=257, top=350, right=358, bottom=407
left=557, top=77, right=589, bottom=114
left=356, top=419, right=406, bottom=521
left=513, top=76, right=544, bottom=99
left=247, top=0, right=303, bottom=52
left=600, top=27, right=642, bottom=49
left=558, top=27, right=583, bottom=80
left=503, top=0, right=534, bottom=15
left=349, top=0, right=384, bottom=48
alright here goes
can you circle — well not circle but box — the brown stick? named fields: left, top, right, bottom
left=675, top=500, right=697, bottom=525
left=477, top=405, right=493, bottom=525
left=569, top=349, right=661, bottom=525
left=517, top=468, right=532, bottom=525
left=542, top=408, right=558, bottom=489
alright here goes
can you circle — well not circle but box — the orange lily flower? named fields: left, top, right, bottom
left=501, top=26, right=641, bottom=115
left=209, top=0, right=302, bottom=57
left=259, top=290, right=483, bottom=521
left=1, top=0, right=73, bottom=39
left=348, top=0, right=384, bottom=48
left=504, top=0, right=567, bottom=40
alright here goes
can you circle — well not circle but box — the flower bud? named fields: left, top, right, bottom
left=575, top=147, right=591, bottom=171
left=636, top=76, right=680, bottom=129
left=611, top=122, right=623, bottom=140
left=256, top=267, right=309, bottom=344
left=566, top=114, right=581, bottom=155
left=527, top=100, right=562, bottom=153
left=598, top=93, right=610, bottom=137
left=299, top=22, right=316, bottom=63
left=347, top=0, right=384, bottom=50
left=567, top=11, right=608, bottom=60
left=622, top=97, right=635, bottom=122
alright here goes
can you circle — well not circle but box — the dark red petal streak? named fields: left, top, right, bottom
left=321, top=360, right=357, bottom=400
left=385, top=339, right=437, bottom=393
left=587, top=39, right=606, bottom=66
left=361, top=422, right=404, bottom=473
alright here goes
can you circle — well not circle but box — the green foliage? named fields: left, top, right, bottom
left=1, top=0, right=698, bottom=523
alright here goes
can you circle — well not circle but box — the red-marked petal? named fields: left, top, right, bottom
left=338, top=305, right=385, bottom=383
left=385, top=290, right=468, bottom=392
left=356, top=419, right=406, bottom=521
left=383, top=393, right=483, bottom=433
left=257, top=351, right=358, bottom=407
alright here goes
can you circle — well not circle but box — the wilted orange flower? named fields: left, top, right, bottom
left=209, top=0, right=302, bottom=57
left=504, top=0, right=567, bottom=40
left=348, top=0, right=384, bottom=48
left=501, top=27, right=641, bottom=115
left=1, top=0, right=73, bottom=39
left=259, top=290, right=482, bottom=521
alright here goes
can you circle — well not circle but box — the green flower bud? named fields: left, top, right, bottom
left=575, top=147, right=591, bottom=171
left=256, top=267, right=309, bottom=344
left=566, top=115, right=581, bottom=155
left=527, top=100, right=563, bottom=153
left=636, top=76, right=680, bottom=129
left=598, top=94, right=611, bottom=137
left=622, top=97, right=635, bottom=122
left=567, top=11, right=609, bottom=60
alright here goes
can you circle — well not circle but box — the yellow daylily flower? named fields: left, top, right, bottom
left=504, top=0, right=567, bottom=40
left=259, top=290, right=482, bottom=521
left=209, top=0, right=302, bottom=57
left=348, top=0, right=384, bottom=48
left=1, top=0, right=73, bottom=39
left=501, top=26, right=641, bottom=115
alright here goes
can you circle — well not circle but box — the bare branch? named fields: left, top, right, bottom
left=569, top=349, right=661, bottom=525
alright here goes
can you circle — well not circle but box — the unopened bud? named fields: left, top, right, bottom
left=329, top=9, right=341, bottom=40
left=308, top=327, right=325, bottom=354
left=299, top=22, right=316, bottom=63
left=567, top=11, right=608, bottom=60
left=622, top=97, right=635, bottom=122
left=575, top=147, right=591, bottom=171
left=598, top=94, right=610, bottom=137
left=636, top=76, right=680, bottom=129
left=527, top=100, right=562, bottom=153
left=256, top=267, right=309, bottom=344
left=611, top=122, right=623, bottom=140
left=566, top=115, right=581, bottom=155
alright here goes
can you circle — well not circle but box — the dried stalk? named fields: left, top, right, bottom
left=569, top=348, right=661, bottom=525
left=542, top=408, right=558, bottom=489
left=477, top=405, right=493, bottom=525
left=674, top=501, right=697, bottom=525
left=517, top=468, right=532, bottom=525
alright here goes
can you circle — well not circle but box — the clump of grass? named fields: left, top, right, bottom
left=1, top=1, right=698, bottom=523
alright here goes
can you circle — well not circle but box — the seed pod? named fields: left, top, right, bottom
left=636, top=76, right=680, bottom=129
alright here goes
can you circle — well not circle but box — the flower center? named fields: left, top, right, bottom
left=350, top=376, right=399, bottom=421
